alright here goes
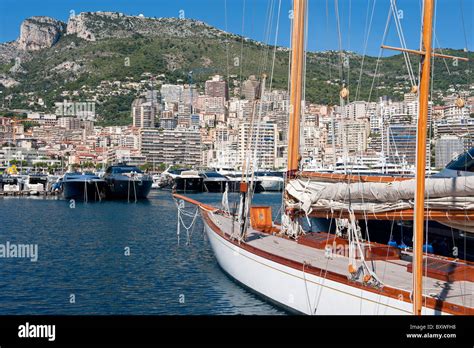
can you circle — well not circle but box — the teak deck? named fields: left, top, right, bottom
left=297, top=232, right=401, bottom=261
left=407, top=257, right=474, bottom=282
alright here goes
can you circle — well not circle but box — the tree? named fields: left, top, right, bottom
left=23, top=121, right=40, bottom=131
left=10, top=160, right=27, bottom=167
left=81, top=161, right=95, bottom=169
left=157, top=163, right=167, bottom=172
left=139, top=163, right=153, bottom=172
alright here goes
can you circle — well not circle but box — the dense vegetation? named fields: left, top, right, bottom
left=1, top=29, right=471, bottom=125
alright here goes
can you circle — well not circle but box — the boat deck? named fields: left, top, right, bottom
left=210, top=213, right=473, bottom=311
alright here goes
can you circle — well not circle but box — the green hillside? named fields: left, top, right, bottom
left=0, top=19, right=471, bottom=126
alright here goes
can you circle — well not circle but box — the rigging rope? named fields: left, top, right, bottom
left=355, top=0, right=377, bottom=101
left=368, top=6, right=393, bottom=103
left=334, top=0, right=345, bottom=86
left=83, top=180, right=88, bottom=203
left=238, top=0, right=246, bottom=96
left=269, top=0, right=282, bottom=92
left=390, top=0, right=417, bottom=87
left=95, top=181, right=101, bottom=202
left=224, top=0, right=230, bottom=83
left=175, top=199, right=199, bottom=246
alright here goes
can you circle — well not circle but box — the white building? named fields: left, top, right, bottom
left=435, top=136, right=465, bottom=168
left=343, top=101, right=367, bottom=120
left=160, top=84, right=184, bottom=103
left=337, top=119, right=370, bottom=155
left=443, top=104, right=470, bottom=121
left=238, top=122, right=277, bottom=169
left=139, top=127, right=202, bottom=167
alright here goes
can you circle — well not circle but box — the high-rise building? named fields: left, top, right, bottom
left=197, top=96, right=226, bottom=114
left=181, top=84, right=198, bottom=108
left=159, top=110, right=177, bottom=130
left=342, top=101, right=367, bottom=120
left=435, top=119, right=474, bottom=149
left=160, top=84, right=184, bottom=103
left=435, top=136, right=465, bottom=168
left=237, top=122, right=277, bottom=169
left=58, top=117, right=81, bottom=130
left=27, top=113, right=58, bottom=126
left=131, top=98, right=158, bottom=128
left=208, top=126, right=239, bottom=168
left=403, top=92, right=417, bottom=103
left=387, top=125, right=419, bottom=166
left=302, top=125, right=327, bottom=165
left=337, top=119, right=370, bottom=155
left=263, top=90, right=290, bottom=113
left=366, top=102, right=380, bottom=132
left=139, top=127, right=202, bottom=167
left=242, top=75, right=261, bottom=101
left=205, top=75, right=229, bottom=101
left=0, top=117, right=13, bottom=145
left=443, top=104, right=470, bottom=121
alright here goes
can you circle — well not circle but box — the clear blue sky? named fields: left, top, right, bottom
left=0, top=0, right=472, bottom=56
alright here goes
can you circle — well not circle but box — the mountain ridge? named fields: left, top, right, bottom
left=0, top=12, right=471, bottom=125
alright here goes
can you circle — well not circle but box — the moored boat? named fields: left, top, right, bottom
left=103, top=165, right=152, bottom=200
left=21, top=174, right=48, bottom=195
left=201, top=171, right=229, bottom=193
left=224, top=172, right=264, bottom=193
left=169, top=169, right=204, bottom=193
left=0, top=176, right=19, bottom=192
left=62, top=172, right=107, bottom=201
left=254, top=171, right=284, bottom=191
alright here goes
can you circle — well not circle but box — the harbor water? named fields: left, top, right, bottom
left=0, top=191, right=284, bottom=315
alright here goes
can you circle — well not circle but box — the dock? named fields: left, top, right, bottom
left=0, top=191, right=59, bottom=197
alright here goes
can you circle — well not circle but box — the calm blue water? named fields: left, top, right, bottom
left=0, top=191, right=285, bottom=315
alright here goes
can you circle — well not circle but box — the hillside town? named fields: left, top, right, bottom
left=0, top=73, right=473, bottom=173
left=1, top=0, right=474, bottom=331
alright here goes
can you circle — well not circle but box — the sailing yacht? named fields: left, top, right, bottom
left=174, top=0, right=472, bottom=315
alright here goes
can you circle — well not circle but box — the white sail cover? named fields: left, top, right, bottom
left=286, top=176, right=474, bottom=214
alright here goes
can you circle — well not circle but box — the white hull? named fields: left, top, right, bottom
left=24, top=183, right=44, bottom=194
left=203, top=213, right=441, bottom=315
left=3, top=184, right=20, bottom=192
left=258, top=178, right=284, bottom=191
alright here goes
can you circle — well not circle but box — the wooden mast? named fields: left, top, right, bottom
left=413, top=0, right=434, bottom=316
left=287, top=0, right=306, bottom=175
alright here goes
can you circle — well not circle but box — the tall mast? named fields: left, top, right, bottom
left=413, top=0, right=434, bottom=316
left=287, top=0, right=306, bottom=175
left=380, top=0, right=469, bottom=316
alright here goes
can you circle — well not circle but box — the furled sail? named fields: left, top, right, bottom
left=286, top=176, right=474, bottom=215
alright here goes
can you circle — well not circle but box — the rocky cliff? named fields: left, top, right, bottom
left=66, top=11, right=229, bottom=41
left=0, top=12, right=237, bottom=64
left=17, top=16, right=66, bottom=51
